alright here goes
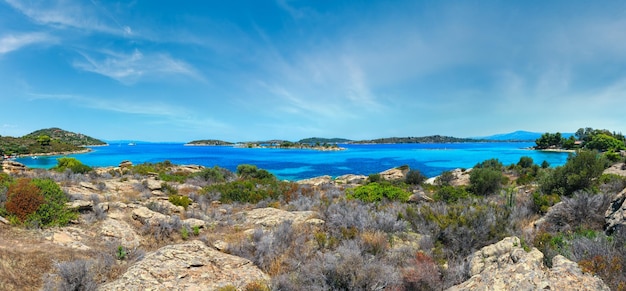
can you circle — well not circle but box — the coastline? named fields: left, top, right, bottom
left=15, top=148, right=93, bottom=158
left=535, top=148, right=576, bottom=153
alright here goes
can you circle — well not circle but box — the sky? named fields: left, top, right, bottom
left=1, top=1, right=626, bottom=142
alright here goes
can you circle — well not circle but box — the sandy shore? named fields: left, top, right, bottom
left=15, top=148, right=93, bottom=158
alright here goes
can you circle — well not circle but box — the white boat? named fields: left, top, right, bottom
left=128, top=142, right=136, bottom=146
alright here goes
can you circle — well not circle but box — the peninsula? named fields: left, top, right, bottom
left=0, top=128, right=106, bottom=159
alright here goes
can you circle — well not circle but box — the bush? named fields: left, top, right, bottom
left=236, top=164, right=274, bottom=180
left=53, top=157, right=92, bottom=174
left=43, top=259, right=97, bottom=291
left=195, top=166, right=234, bottom=184
left=168, top=194, right=192, bottom=210
left=30, top=178, right=78, bottom=227
left=406, top=170, right=427, bottom=185
left=368, top=173, right=382, bottom=183
left=540, top=150, right=608, bottom=196
left=532, top=191, right=561, bottom=214
left=5, top=178, right=45, bottom=222
left=469, top=168, right=503, bottom=196
left=517, top=156, right=534, bottom=168
left=435, top=171, right=455, bottom=186
left=347, top=182, right=410, bottom=203
left=433, top=186, right=470, bottom=203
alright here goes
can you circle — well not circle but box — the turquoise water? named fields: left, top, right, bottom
left=15, top=142, right=570, bottom=181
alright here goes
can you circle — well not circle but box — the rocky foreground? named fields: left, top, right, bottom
left=1, top=159, right=623, bottom=290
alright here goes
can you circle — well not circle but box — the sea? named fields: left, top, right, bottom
left=15, top=142, right=570, bottom=181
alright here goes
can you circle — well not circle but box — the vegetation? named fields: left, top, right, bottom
left=2, top=177, right=77, bottom=227
left=185, top=139, right=233, bottom=146
left=536, top=127, right=625, bottom=152
left=1, top=127, right=105, bottom=157
left=351, top=135, right=486, bottom=144
left=347, top=182, right=411, bottom=202
left=53, top=157, right=92, bottom=174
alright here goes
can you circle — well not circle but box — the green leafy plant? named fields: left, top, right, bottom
left=168, top=194, right=192, bottom=210
left=53, top=157, right=92, bottom=174
left=116, top=245, right=127, bottom=260
left=347, top=182, right=410, bottom=202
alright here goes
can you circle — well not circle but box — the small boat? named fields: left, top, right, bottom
left=128, top=142, right=136, bottom=146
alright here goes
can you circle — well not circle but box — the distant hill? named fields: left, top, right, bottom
left=351, top=135, right=484, bottom=144
left=24, top=128, right=107, bottom=146
left=478, top=131, right=574, bottom=141
left=298, top=137, right=352, bottom=144
left=1, top=127, right=105, bottom=156
left=186, top=139, right=234, bottom=146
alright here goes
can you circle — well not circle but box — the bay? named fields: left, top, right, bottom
left=15, top=142, right=570, bottom=181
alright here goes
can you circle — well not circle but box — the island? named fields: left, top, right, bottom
left=0, top=127, right=106, bottom=159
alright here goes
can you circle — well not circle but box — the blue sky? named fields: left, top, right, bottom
left=1, top=1, right=626, bottom=142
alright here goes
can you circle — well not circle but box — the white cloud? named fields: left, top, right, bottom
left=0, top=32, right=55, bottom=54
left=73, top=49, right=202, bottom=84
left=4, top=0, right=131, bottom=36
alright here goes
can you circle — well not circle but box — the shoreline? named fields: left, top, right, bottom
left=13, top=148, right=93, bottom=158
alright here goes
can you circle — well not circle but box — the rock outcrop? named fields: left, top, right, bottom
left=242, top=207, right=323, bottom=228
left=335, top=174, right=367, bottom=185
left=425, top=168, right=472, bottom=186
left=605, top=188, right=626, bottom=234
left=448, top=237, right=610, bottom=291
left=379, top=167, right=408, bottom=181
left=297, top=175, right=332, bottom=186
left=98, top=240, right=269, bottom=291
left=1, top=160, right=27, bottom=175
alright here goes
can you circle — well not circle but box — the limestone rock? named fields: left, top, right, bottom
left=605, top=188, right=626, bottom=234
left=98, top=240, right=269, bottom=291
left=242, top=207, right=322, bottom=228
left=379, top=167, right=408, bottom=181
left=408, top=189, right=433, bottom=203
left=335, top=174, right=368, bottom=185
left=448, top=236, right=610, bottom=291
left=0, top=215, right=9, bottom=224
left=132, top=206, right=170, bottom=225
left=66, top=200, right=93, bottom=212
left=79, top=181, right=99, bottom=191
left=119, top=160, right=133, bottom=168
left=425, top=168, right=472, bottom=187
left=183, top=218, right=206, bottom=229
left=99, top=218, right=142, bottom=248
left=1, top=160, right=27, bottom=174
left=144, top=178, right=162, bottom=191
left=297, top=175, right=332, bottom=186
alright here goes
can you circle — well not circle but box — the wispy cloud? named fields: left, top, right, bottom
left=4, top=0, right=131, bottom=36
left=73, top=49, right=202, bottom=84
left=0, top=32, right=55, bottom=54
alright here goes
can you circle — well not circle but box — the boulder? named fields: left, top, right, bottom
left=605, top=188, right=626, bottom=234
left=242, top=207, right=322, bottom=228
left=99, top=218, right=143, bottom=248
left=297, top=175, right=332, bottom=186
left=335, top=174, right=367, bottom=185
left=408, top=189, right=433, bottom=203
left=425, top=168, right=472, bottom=187
left=379, top=167, right=408, bottom=181
left=183, top=218, right=206, bottom=229
left=1, top=160, right=26, bottom=175
left=131, top=206, right=170, bottom=225
left=65, top=200, right=93, bottom=212
left=447, top=236, right=610, bottom=291
left=144, top=178, right=163, bottom=191
left=119, top=160, right=133, bottom=168
left=98, top=240, right=269, bottom=291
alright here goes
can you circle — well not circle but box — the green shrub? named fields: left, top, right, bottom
left=168, top=194, right=192, bottom=210
left=347, top=182, right=410, bottom=203
left=53, top=157, right=92, bottom=174
left=5, top=178, right=77, bottom=227
left=405, top=169, right=427, bottom=185
left=433, top=186, right=470, bottom=203
left=532, top=191, right=561, bottom=214
left=236, top=164, right=275, bottom=180
left=517, top=156, right=534, bottom=168
left=469, top=167, right=503, bottom=196
left=540, top=150, right=608, bottom=196
left=368, top=173, right=382, bottom=183
left=196, top=166, right=232, bottom=183
left=435, top=171, right=455, bottom=186
left=205, top=178, right=291, bottom=204
left=30, top=178, right=78, bottom=227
